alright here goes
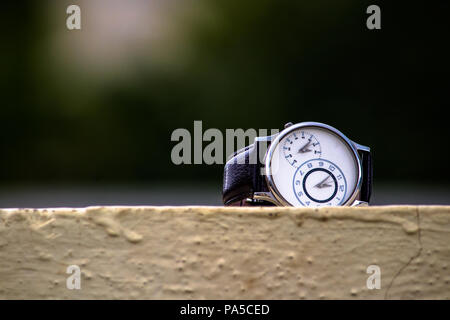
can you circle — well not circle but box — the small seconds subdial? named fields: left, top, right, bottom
left=282, top=131, right=321, bottom=167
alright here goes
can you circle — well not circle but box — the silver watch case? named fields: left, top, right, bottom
left=254, top=122, right=369, bottom=207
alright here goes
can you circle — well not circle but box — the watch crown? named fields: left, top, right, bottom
left=284, top=122, right=294, bottom=129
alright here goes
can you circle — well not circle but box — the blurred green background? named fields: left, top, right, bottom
left=1, top=1, right=449, bottom=206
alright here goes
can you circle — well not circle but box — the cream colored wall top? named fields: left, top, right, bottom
left=0, top=206, right=449, bottom=299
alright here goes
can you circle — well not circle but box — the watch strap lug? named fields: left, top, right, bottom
left=351, top=200, right=369, bottom=207
left=352, top=141, right=371, bottom=153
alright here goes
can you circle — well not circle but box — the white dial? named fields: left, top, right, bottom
left=267, top=123, right=359, bottom=207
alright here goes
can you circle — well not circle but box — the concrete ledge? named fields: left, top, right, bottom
left=0, top=206, right=449, bottom=299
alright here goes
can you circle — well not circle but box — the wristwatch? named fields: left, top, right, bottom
left=222, top=122, right=372, bottom=207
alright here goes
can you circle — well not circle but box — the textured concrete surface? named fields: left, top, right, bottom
left=0, top=206, right=449, bottom=299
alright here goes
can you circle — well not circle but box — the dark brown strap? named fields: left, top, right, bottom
left=222, top=144, right=268, bottom=205
left=359, top=149, right=373, bottom=203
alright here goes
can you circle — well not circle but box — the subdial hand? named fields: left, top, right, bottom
left=298, top=140, right=312, bottom=153
left=314, top=175, right=332, bottom=189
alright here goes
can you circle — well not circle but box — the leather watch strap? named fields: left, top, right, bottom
left=359, top=149, right=373, bottom=203
left=222, top=143, right=268, bottom=206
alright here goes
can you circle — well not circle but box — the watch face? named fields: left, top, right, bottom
left=266, top=123, right=360, bottom=207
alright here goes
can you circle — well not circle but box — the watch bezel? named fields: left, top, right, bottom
left=264, top=122, right=363, bottom=207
